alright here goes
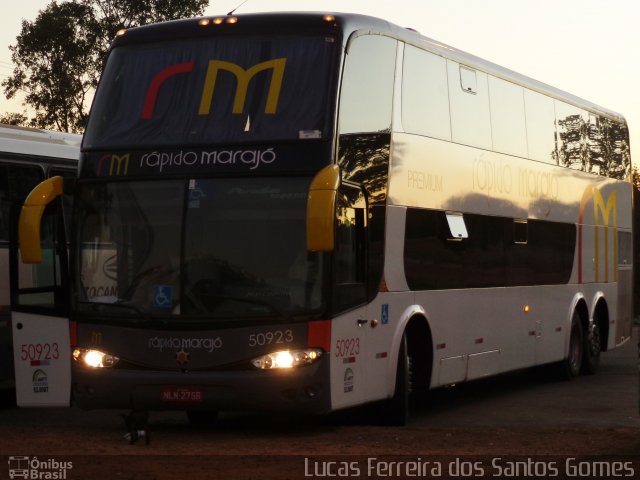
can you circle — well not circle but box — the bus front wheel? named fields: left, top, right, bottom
left=385, top=333, right=411, bottom=426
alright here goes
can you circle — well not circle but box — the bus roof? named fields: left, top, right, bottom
left=0, top=123, right=81, bottom=161
left=111, top=12, right=625, bottom=124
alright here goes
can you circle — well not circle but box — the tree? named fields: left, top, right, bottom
left=3, top=2, right=99, bottom=132
left=0, top=112, right=29, bottom=127
left=632, top=166, right=640, bottom=190
left=80, top=0, right=209, bottom=77
left=2, top=0, right=208, bottom=133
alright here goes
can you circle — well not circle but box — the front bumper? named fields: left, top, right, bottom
left=72, top=357, right=330, bottom=414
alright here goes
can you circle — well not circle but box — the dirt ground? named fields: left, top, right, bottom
left=1, top=409, right=639, bottom=479
left=2, top=327, right=638, bottom=479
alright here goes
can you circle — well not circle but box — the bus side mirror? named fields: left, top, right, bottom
left=307, top=165, right=340, bottom=252
left=19, top=176, right=66, bottom=264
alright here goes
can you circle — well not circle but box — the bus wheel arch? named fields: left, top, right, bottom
left=385, top=313, right=433, bottom=425
left=404, top=314, right=433, bottom=398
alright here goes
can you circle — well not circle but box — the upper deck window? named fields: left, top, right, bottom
left=84, top=35, right=337, bottom=149
left=339, top=35, right=397, bottom=134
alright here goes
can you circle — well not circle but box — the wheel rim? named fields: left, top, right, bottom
left=588, top=323, right=601, bottom=358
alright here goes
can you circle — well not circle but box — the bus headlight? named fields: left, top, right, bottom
left=72, top=348, right=119, bottom=368
left=251, top=348, right=323, bottom=370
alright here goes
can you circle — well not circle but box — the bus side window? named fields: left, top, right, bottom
left=49, top=168, right=76, bottom=241
left=339, top=35, right=397, bottom=135
left=333, top=183, right=367, bottom=313
left=0, top=164, right=44, bottom=243
left=11, top=200, right=69, bottom=315
left=1, top=164, right=45, bottom=314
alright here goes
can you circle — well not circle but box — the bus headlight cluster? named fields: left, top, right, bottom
left=72, top=348, right=120, bottom=368
left=251, top=348, right=323, bottom=370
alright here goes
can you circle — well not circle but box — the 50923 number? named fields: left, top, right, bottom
left=20, top=343, right=60, bottom=361
left=248, top=330, right=294, bottom=347
left=335, top=338, right=360, bottom=358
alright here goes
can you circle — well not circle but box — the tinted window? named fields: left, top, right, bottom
left=339, top=35, right=397, bottom=134
left=84, top=36, right=337, bottom=148
left=524, top=89, right=557, bottom=164
left=402, top=45, right=451, bottom=140
left=0, top=164, right=44, bottom=242
left=489, top=76, right=527, bottom=157
left=587, top=114, right=631, bottom=180
left=404, top=208, right=575, bottom=290
left=448, top=61, right=492, bottom=149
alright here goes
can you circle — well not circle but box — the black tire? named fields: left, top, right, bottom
left=581, top=312, right=601, bottom=375
left=559, top=312, right=584, bottom=380
left=385, top=333, right=411, bottom=426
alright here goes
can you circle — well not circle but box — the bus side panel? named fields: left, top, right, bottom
left=615, top=266, right=633, bottom=346
left=12, top=311, right=71, bottom=407
left=328, top=306, right=367, bottom=411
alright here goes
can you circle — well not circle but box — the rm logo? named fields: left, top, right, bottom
left=578, top=185, right=618, bottom=282
left=142, top=58, right=287, bottom=119
left=199, top=58, right=287, bottom=115
left=97, top=154, right=130, bottom=176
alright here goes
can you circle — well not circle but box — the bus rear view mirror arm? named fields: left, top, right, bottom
left=19, top=176, right=65, bottom=264
left=306, top=164, right=340, bottom=252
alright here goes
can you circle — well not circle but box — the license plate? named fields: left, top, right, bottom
left=160, top=387, right=204, bottom=403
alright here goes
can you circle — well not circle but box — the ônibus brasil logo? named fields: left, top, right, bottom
left=8, top=456, right=73, bottom=479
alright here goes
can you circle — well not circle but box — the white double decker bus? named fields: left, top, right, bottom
left=11, top=13, right=632, bottom=425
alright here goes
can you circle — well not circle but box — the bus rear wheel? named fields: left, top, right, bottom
left=581, top=313, right=601, bottom=375
left=559, top=312, right=584, bottom=380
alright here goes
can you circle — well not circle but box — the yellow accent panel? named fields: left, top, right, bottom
left=593, top=189, right=618, bottom=282
left=19, top=176, right=64, bottom=264
left=310, top=164, right=340, bottom=190
left=198, top=58, right=287, bottom=115
left=307, top=165, right=340, bottom=252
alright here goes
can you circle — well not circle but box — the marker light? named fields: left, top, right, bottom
left=73, top=348, right=119, bottom=368
left=251, top=348, right=323, bottom=370
left=523, top=305, right=531, bottom=313
left=226, top=16, right=238, bottom=24
left=115, top=29, right=126, bottom=37
left=213, top=17, right=224, bottom=25
left=323, top=15, right=336, bottom=22
left=198, top=19, right=210, bottom=26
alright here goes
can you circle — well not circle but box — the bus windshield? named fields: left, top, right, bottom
left=75, top=177, right=325, bottom=321
left=83, top=35, right=337, bottom=149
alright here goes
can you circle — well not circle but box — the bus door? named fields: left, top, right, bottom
left=329, top=182, right=370, bottom=409
left=9, top=198, right=71, bottom=407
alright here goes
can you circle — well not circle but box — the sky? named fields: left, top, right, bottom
left=1, top=0, right=638, bottom=157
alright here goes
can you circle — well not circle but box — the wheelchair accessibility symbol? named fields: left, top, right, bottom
left=152, top=285, right=173, bottom=309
